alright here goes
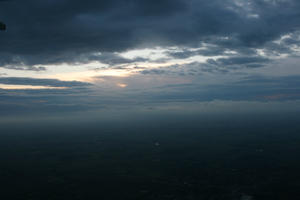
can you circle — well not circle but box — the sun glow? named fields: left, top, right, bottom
left=46, top=68, right=134, bottom=83
left=117, top=83, right=127, bottom=88
left=1, top=47, right=230, bottom=87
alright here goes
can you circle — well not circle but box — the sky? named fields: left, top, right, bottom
left=1, top=0, right=300, bottom=121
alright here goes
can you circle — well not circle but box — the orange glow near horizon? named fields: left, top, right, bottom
left=117, top=83, right=127, bottom=88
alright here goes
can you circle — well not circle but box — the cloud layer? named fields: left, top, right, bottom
left=1, top=0, right=300, bottom=119
left=1, top=0, right=300, bottom=69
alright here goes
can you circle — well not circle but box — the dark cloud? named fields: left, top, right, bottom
left=1, top=64, right=46, bottom=71
left=1, top=0, right=300, bottom=67
left=83, top=52, right=147, bottom=65
left=201, top=56, right=271, bottom=71
left=141, top=69, right=168, bottom=75
left=212, top=56, right=270, bottom=67
left=0, top=77, right=92, bottom=87
left=140, top=56, right=270, bottom=76
left=237, top=75, right=300, bottom=88
left=167, top=46, right=228, bottom=59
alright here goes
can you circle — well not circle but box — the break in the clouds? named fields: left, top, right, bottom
left=1, top=0, right=300, bottom=68
left=0, top=77, right=92, bottom=87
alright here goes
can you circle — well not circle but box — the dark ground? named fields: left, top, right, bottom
left=0, top=112, right=300, bottom=200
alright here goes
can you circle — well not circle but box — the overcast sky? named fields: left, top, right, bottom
left=1, top=0, right=300, bottom=120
